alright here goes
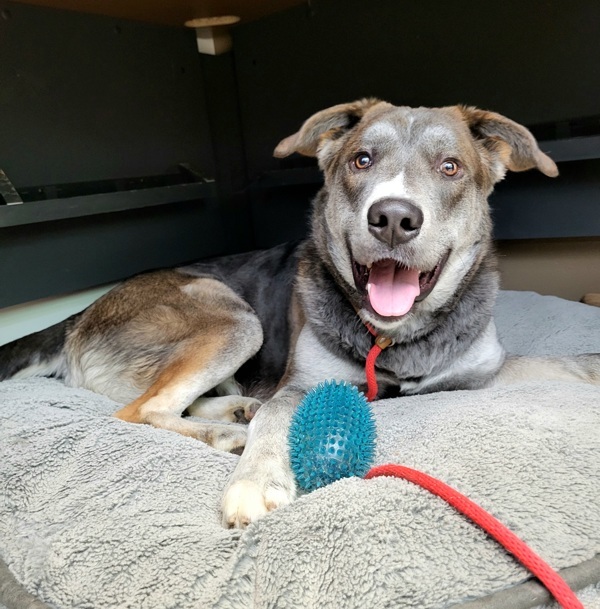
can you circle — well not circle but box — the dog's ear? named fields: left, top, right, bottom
left=274, top=98, right=385, bottom=158
left=459, top=106, right=558, bottom=180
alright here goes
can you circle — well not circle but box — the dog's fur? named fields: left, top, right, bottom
left=1, top=99, right=599, bottom=528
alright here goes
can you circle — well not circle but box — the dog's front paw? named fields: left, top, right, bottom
left=222, top=477, right=295, bottom=528
left=209, top=424, right=247, bottom=454
left=221, top=387, right=302, bottom=527
left=233, top=398, right=262, bottom=423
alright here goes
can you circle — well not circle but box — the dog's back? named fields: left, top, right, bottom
left=178, top=240, right=302, bottom=396
left=0, top=241, right=301, bottom=399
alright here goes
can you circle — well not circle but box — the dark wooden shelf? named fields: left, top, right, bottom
left=0, top=181, right=216, bottom=228
left=9, top=0, right=305, bottom=26
left=540, top=136, right=600, bottom=163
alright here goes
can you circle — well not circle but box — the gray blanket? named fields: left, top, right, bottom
left=1, top=291, right=599, bottom=609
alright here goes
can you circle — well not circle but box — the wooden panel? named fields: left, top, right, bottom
left=497, top=238, right=600, bottom=302
left=8, top=0, right=306, bottom=25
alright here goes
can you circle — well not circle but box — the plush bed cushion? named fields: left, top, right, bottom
left=0, top=290, right=599, bottom=609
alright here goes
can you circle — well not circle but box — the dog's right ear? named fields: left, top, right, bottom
left=458, top=106, right=559, bottom=180
left=274, top=98, right=386, bottom=158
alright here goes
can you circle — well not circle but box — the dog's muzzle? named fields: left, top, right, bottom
left=352, top=252, right=449, bottom=318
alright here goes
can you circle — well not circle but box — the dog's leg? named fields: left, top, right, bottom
left=493, top=354, right=600, bottom=386
left=221, top=324, right=367, bottom=527
left=111, top=283, right=264, bottom=452
left=185, top=375, right=262, bottom=422
left=221, top=385, right=303, bottom=527
left=113, top=337, right=258, bottom=452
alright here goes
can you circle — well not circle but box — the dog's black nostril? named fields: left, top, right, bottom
left=368, top=198, right=423, bottom=247
left=400, top=217, right=417, bottom=231
left=371, top=214, right=388, bottom=228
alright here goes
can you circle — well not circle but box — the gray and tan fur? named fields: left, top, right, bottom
left=1, top=99, right=598, bottom=528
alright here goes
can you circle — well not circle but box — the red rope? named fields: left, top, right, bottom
left=366, top=464, right=583, bottom=609
left=365, top=343, right=383, bottom=402
left=364, top=323, right=393, bottom=402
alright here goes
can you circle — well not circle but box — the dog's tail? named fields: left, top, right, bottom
left=0, top=314, right=80, bottom=381
left=495, top=354, right=600, bottom=386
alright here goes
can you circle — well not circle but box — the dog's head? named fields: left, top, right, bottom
left=275, top=99, right=557, bottom=332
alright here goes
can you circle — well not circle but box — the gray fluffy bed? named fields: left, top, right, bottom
left=1, top=290, right=600, bottom=609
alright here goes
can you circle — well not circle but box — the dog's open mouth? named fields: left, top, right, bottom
left=352, top=252, right=449, bottom=318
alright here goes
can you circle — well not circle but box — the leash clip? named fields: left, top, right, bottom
left=375, top=335, right=394, bottom=350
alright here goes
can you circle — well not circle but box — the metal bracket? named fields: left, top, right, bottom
left=0, top=169, right=23, bottom=205
left=184, top=16, right=240, bottom=55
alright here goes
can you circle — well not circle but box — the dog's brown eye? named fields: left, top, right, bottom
left=354, top=152, right=372, bottom=170
left=439, top=159, right=461, bottom=177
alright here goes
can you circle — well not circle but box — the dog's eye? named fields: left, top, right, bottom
left=439, top=159, right=461, bottom=177
left=353, top=152, right=373, bottom=170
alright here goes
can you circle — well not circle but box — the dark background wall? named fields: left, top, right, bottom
left=0, top=1, right=214, bottom=187
left=0, top=1, right=252, bottom=307
left=230, top=0, right=600, bottom=250
left=0, top=0, right=599, bottom=309
left=233, top=0, right=600, bottom=178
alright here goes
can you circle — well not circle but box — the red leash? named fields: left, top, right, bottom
left=364, top=323, right=393, bottom=402
left=366, top=464, right=583, bottom=609
left=362, top=324, right=582, bottom=608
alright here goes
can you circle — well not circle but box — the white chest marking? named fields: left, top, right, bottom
left=290, top=325, right=365, bottom=389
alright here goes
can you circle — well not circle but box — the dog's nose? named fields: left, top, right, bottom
left=367, top=198, right=424, bottom=247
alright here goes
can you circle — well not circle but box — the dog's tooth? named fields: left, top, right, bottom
left=367, top=263, right=372, bottom=270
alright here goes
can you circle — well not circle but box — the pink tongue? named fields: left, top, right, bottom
left=367, top=260, right=420, bottom=317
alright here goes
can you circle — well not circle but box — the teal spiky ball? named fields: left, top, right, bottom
left=289, top=380, right=377, bottom=492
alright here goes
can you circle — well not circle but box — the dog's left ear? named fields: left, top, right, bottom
left=274, top=98, right=387, bottom=159
left=459, top=106, right=558, bottom=179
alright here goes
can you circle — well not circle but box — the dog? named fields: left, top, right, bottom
left=1, top=99, right=599, bottom=529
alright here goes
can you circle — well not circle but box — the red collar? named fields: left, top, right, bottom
left=363, top=322, right=394, bottom=402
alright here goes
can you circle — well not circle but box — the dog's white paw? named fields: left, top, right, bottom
left=187, top=396, right=262, bottom=424
left=236, top=398, right=262, bottom=422
left=222, top=479, right=294, bottom=528
left=209, top=425, right=247, bottom=454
